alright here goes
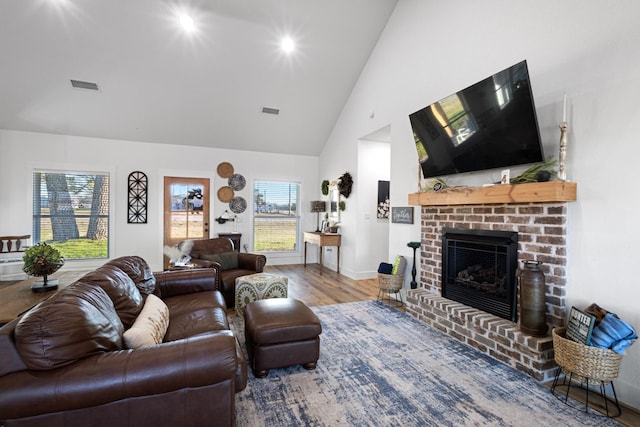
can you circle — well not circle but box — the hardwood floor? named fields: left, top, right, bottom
left=263, top=263, right=381, bottom=307
left=260, top=264, right=639, bottom=425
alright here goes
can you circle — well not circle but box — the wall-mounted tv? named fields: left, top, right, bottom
left=409, top=60, right=544, bottom=179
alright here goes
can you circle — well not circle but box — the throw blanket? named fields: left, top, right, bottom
left=590, top=313, right=637, bottom=354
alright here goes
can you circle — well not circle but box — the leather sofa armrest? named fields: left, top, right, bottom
left=0, top=332, right=239, bottom=420
left=191, top=259, right=223, bottom=286
left=238, top=253, right=266, bottom=272
left=154, top=267, right=219, bottom=298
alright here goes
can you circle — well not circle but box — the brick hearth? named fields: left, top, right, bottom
left=405, top=201, right=570, bottom=381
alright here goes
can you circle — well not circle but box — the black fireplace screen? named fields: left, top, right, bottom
left=442, top=228, right=518, bottom=322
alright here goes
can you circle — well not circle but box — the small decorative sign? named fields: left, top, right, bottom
left=566, top=306, right=596, bottom=345
left=391, top=207, right=414, bottom=224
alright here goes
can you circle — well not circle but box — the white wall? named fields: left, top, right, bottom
left=320, top=0, right=640, bottom=408
left=0, top=130, right=320, bottom=273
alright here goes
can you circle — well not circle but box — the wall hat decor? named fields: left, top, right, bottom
left=217, top=162, right=234, bottom=178
left=217, top=186, right=234, bottom=202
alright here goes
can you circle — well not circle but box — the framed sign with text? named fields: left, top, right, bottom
left=391, top=207, right=414, bottom=224
left=565, top=306, right=596, bottom=345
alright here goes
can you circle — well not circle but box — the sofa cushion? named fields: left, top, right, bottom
left=14, top=282, right=124, bottom=370
left=164, top=307, right=229, bottom=342
left=80, top=265, right=144, bottom=327
left=123, top=295, right=169, bottom=349
left=164, top=291, right=229, bottom=342
left=105, top=255, right=156, bottom=295
left=201, top=251, right=238, bottom=270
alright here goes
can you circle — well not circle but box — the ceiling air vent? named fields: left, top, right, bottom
left=261, top=106, right=280, bottom=115
left=70, top=79, right=100, bottom=91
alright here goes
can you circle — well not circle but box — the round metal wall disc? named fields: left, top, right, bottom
left=228, top=173, right=246, bottom=191
left=229, top=196, right=247, bottom=214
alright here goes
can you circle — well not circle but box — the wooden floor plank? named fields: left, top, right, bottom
left=262, top=263, right=382, bottom=307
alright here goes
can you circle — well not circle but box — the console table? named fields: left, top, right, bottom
left=218, top=232, right=241, bottom=252
left=303, top=232, right=341, bottom=274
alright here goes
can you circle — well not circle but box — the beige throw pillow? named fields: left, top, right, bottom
left=123, top=294, right=169, bottom=349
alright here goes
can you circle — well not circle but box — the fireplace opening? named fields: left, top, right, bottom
left=442, top=228, right=518, bottom=322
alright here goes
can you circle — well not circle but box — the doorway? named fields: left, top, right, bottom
left=163, top=177, right=210, bottom=266
left=357, top=125, right=391, bottom=277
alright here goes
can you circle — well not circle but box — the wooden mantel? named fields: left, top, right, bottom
left=408, top=181, right=577, bottom=206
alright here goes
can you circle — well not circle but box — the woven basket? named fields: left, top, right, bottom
left=377, top=273, right=403, bottom=293
left=552, top=327, right=622, bottom=384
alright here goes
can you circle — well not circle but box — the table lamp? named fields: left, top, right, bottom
left=310, top=201, right=326, bottom=232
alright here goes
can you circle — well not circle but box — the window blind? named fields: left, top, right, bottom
left=32, top=170, right=110, bottom=259
left=253, top=181, right=300, bottom=251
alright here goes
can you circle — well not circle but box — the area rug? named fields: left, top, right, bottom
left=231, top=301, right=620, bottom=426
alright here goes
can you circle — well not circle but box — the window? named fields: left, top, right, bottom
left=32, top=170, right=110, bottom=260
left=253, top=181, right=299, bottom=252
left=432, top=94, right=478, bottom=147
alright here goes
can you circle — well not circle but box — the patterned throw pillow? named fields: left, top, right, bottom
left=391, top=255, right=405, bottom=275
left=391, top=255, right=401, bottom=274
left=123, top=294, right=169, bottom=349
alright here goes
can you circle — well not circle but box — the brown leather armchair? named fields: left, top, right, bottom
left=179, top=237, right=267, bottom=307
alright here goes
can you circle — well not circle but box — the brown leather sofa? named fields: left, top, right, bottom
left=180, top=237, right=267, bottom=307
left=0, top=256, right=247, bottom=427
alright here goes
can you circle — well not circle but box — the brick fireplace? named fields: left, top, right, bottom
left=405, top=182, right=576, bottom=381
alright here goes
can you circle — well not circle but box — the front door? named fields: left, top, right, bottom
left=163, top=177, right=210, bottom=267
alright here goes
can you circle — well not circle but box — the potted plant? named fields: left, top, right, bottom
left=22, top=243, right=65, bottom=292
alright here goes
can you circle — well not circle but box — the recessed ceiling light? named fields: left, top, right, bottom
left=179, top=14, right=195, bottom=31
left=281, top=37, right=295, bottom=53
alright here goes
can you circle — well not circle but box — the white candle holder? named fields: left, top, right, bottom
left=558, top=121, right=568, bottom=181
left=558, top=94, right=568, bottom=181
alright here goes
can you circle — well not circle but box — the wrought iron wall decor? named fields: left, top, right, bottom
left=127, top=171, right=148, bottom=224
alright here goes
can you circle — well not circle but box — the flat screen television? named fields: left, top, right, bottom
left=409, top=60, right=544, bottom=179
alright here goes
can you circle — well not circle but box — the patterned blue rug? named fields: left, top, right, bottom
left=231, top=301, right=620, bottom=426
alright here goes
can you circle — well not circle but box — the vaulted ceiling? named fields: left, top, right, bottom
left=0, top=0, right=397, bottom=156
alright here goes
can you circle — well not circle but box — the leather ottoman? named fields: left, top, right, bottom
left=244, top=298, right=322, bottom=378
